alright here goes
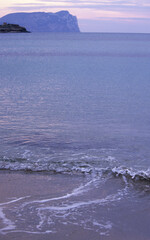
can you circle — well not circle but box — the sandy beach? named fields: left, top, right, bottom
left=0, top=171, right=150, bottom=240
left=0, top=171, right=102, bottom=240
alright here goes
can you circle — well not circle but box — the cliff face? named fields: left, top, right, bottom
left=0, top=23, right=29, bottom=33
left=0, top=11, right=80, bottom=32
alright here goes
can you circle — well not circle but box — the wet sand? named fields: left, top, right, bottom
left=0, top=171, right=150, bottom=240
left=0, top=170, right=85, bottom=202
left=0, top=171, right=101, bottom=240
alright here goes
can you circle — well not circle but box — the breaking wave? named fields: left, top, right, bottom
left=112, top=166, right=150, bottom=182
left=0, top=154, right=150, bottom=184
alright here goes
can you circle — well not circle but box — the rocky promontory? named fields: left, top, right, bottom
left=0, top=23, right=30, bottom=33
left=0, top=11, right=80, bottom=32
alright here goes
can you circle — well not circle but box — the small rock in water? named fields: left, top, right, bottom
left=0, top=22, right=30, bottom=33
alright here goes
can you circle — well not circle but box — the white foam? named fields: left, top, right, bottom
left=0, top=196, right=30, bottom=207
left=112, top=166, right=150, bottom=181
left=93, top=220, right=112, bottom=230
left=22, top=177, right=101, bottom=207
left=22, top=150, right=31, bottom=159
left=1, top=229, right=53, bottom=234
left=37, top=187, right=127, bottom=212
left=0, top=208, right=16, bottom=234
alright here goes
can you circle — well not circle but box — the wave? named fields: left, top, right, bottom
left=112, top=166, right=150, bottom=182
left=1, top=50, right=150, bottom=58
left=0, top=156, right=150, bottom=184
left=0, top=153, right=115, bottom=175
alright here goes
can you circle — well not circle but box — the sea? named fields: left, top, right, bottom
left=0, top=32, right=150, bottom=239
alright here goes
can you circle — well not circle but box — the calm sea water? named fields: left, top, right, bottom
left=0, top=33, right=150, bottom=238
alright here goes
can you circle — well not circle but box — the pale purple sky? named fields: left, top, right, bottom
left=1, top=0, right=150, bottom=33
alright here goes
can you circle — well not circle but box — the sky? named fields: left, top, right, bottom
left=0, top=0, right=150, bottom=33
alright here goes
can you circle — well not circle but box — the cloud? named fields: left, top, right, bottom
left=2, top=0, right=150, bottom=32
left=35, top=0, right=150, bottom=7
left=9, top=0, right=150, bottom=11
left=8, top=1, right=150, bottom=11
left=3, top=0, right=150, bottom=26
left=79, top=16, right=150, bottom=33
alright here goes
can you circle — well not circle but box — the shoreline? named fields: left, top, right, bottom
left=0, top=171, right=103, bottom=240
left=0, top=170, right=150, bottom=240
left=0, top=170, right=86, bottom=203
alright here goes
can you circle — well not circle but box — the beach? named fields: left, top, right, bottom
left=0, top=171, right=104, bottom=240
left=0, top=171, right=150, bottom=240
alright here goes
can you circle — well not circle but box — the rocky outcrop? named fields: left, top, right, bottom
left=0, top=11, right=80, bottom=32
left=0, top=23, right=30, bottom=33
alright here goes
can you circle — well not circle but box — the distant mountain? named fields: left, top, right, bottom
left=0, top=11, right=80, bottom=32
